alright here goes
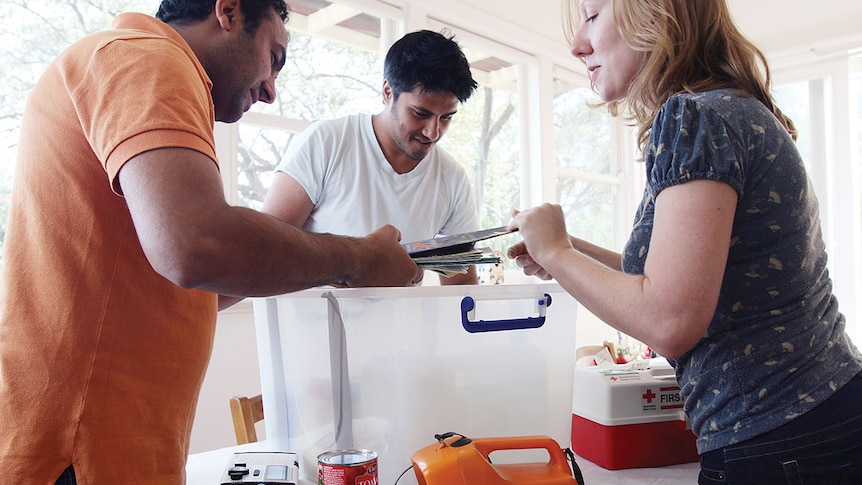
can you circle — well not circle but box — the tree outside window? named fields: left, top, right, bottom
left=234, top=31, right=382, bottom=210
left=554, top=86, right=617, bottom=250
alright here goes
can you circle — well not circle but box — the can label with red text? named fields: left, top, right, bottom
left=317, top=449, right=378, bottom=485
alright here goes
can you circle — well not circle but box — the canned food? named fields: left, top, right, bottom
left=317, top=449, right=378, bottom=485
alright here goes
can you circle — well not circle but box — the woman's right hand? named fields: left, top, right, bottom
left=507, top=241, right=553, bottom=280
left=506, top=204, right=573, bottom=279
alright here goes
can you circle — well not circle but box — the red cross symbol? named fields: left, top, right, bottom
left=642, top=388, right=656, bottom=403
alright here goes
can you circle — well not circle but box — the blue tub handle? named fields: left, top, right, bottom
left=460, top=293, right=552, bottom=333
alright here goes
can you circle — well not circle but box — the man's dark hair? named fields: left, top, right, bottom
left=156, top=0, right=289, bottom=36
left=384, top=30, right=477, bottom=103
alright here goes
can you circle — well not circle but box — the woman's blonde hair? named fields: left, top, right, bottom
left=564, top=0, right=796, bottom=153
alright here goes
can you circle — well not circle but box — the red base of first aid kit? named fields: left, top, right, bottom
left=570, top=359, right=700, bottom=470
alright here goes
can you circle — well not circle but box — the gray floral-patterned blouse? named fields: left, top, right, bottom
left=621, top=88, right=862, bottom=453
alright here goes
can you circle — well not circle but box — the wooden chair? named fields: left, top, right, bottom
left=229, top=394, right=264, bottom=445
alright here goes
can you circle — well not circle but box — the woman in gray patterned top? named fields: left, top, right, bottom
left=508, top=0, right=862, bottom=483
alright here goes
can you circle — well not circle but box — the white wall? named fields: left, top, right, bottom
left=189, top=303, right=263, bottom=453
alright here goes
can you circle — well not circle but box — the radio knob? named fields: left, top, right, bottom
left=228, top=464, right=250, bottom=480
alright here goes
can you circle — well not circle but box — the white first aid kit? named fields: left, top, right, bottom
left=570, top=358, right=700, bottom=470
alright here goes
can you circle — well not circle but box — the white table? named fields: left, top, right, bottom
left=186, top=440, right=700, bottom=484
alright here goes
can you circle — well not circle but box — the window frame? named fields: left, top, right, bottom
left=771, top=55, right=862, bottom=343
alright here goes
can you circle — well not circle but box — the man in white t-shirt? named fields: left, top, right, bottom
left=263, top=30, right=481, bottom=285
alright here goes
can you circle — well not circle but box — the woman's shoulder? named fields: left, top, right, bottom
left=660, top=89, right=780, bottom=139
left=666, top=89, right=770, bottom=117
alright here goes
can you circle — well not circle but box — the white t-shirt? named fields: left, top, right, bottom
left=277, top=113, right=480, bottom=243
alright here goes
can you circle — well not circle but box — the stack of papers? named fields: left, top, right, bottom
left=402, top=226, right=515, bottom=277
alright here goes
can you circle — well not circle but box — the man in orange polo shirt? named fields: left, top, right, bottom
left=0, top=0, right=422, bottom=483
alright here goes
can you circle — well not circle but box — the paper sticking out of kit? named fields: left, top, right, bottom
left=402, top=225, right=516, bottom=277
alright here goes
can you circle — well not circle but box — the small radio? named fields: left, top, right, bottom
left=220, top=451, right=300, bottom=485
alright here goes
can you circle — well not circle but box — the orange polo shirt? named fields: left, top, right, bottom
left=0, top=14, right=219, bottom=484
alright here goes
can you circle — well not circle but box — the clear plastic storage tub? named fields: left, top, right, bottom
left=252, top=283, right=578, bottom=483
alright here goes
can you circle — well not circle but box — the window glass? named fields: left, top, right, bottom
left=0, top=0, right=156, bottom=267
left=239, top=26, right=527, bottom=265
left=438, top=72, right=521, bottom=266
left=773, top=81, right=812, bottom=167
left=555, top=88, right=613, bottom=173
left=557, top=178, right=618, bottom=249
left=237, top=126, right=296, bottom=210
left=853, top=71, right=862, bottom=345
left=250, top=32, right=383, bottom=120
left=438, top=87, right=520, bottom=223
left=554, top=87, right=616, bottom=249
left=235, top=30, right=382, bottom=209
left=855, top=72, right=862, bottom=233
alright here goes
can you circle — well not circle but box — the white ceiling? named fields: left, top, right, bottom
left=455, top=0, right=862, bottom=62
